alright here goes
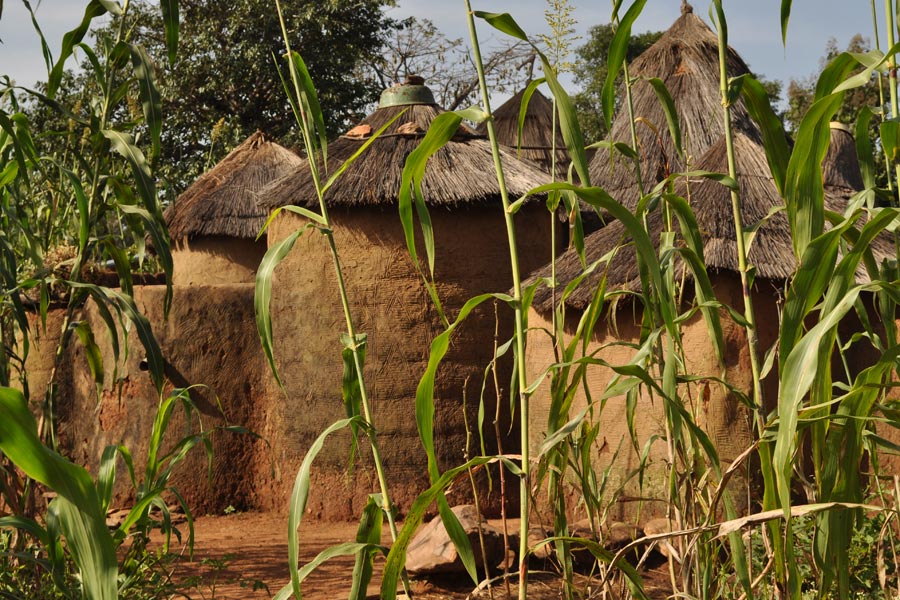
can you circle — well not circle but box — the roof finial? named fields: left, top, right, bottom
left=681, top=0, right=693, bottom=14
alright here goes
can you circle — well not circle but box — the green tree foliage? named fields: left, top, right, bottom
left=78, top=0, right=398, bottom=196
left=785, top=34, right=880, bottom=134
left=572, top=23, right=661, bottom=143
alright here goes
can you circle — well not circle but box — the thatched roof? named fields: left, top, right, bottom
left=529, top=128, right=890, bottom=313
left=823, top=122, right=864, bottom=194
left=165, top=131, right=303, bottom=240
left=586, top=2, right=756, bottom=215
left=259, top=79, right=550, bottom=210
left=479, top=88, right=569, bottom=176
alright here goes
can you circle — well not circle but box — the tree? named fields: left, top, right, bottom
left=80, top=0, right=398, bottom=196
left=572, top=24, right=662, bottom=144
left=785, top=34, right=881, bottom=134
left=369, top=17, right=534, bottom=111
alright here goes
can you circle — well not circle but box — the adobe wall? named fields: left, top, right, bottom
left=525, top=272, right=782, bottom=523
left=54, top=284, right=273, bottom=514
left=263, top=205, right=560, bottom=519
left=172, top=237, right=266, bottom=286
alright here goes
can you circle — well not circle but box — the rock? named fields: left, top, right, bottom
left=643, top=517, right=678, bottom=559
left=526, top=526, right=553, bottom=559
left=405, top=505, right=506, bottom=575
left=604, top=521, right=641, bottom=550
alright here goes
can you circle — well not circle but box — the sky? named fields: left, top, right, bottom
left=0, top=0, right=881, bottom=98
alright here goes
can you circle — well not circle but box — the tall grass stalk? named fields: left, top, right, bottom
left=463, top=3, right=532, bottom=597
left=710, top=2, right=787, bottom=593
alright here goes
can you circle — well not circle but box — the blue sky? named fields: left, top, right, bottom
left=0, top=1, right=879, bottom=97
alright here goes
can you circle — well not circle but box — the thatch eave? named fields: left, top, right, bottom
left=259, top=103, right=550, bottom=210
left=165, top=131, right=303, bottom=241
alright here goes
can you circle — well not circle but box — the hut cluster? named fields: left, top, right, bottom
left=30, top=3, right=893, bottom=523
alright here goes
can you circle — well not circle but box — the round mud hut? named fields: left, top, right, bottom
left=255, top=76, right=560, bottom=519
left=586, top=2, right=754, bottom=229
left=523, top=122, right=888, bottom=522
left=165, top=131, right=303, bottom=285
left=481, top=87, right=570, bottom=176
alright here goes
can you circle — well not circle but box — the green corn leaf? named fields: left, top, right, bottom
left=273, top=541, right=386, bottom=600
left=437, top=496, right=478, bottom=584
left=855, top=107, right=876, bottom=189
left=734, top=74, right=790, bottom=195
left=0, top=387, right=118, bottom=600
left=287, top=51, right=328, bottom=168
left=286, top=417, right=367, bottom=599
left=471, top=11, right=528, bottom=40
left=103, top=130, right=159, bottom=217
left=516, top=78, right=547, bottom=157
left=349, top=495, right=383, bottom=600
left=73, top=321, right=104, bottom=393
left=399, top=111, right=462, bottom=276
left=780, top=0, right=792, bottom=45
left=129, top=43, right=162, bottom=162
left=62, top=168, right=90, bottom=254
left=882, top=120, right=900, bottom=163
left=664, top=193, right=725, bottom=364
left=473, top=11, right=590, bottom=185
left=416, top=293, right=497, bottom=481
left=48, top=0, right=109, bottom=97
left=601, top=0, right=648, bottom=133
left=775, top=283, right=873, bottom=515
left=380, top=455, right=518, bottom=599
left=255, top=228, right=308, bottom=390
left=647, top=77, right=682, bottom=161
left=97, top=445, right=119, bottom=514
left=784, top=53, right=858, bottom=259
left=159, top=0, right=179, bottom=65
left=322, top=109, right=406, bottom=196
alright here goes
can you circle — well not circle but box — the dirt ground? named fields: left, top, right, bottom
left=164, top=511, right=673, bottom=599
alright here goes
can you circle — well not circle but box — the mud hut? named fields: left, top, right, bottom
left=523, top=120, right=891, bottom=521
left=481, top=87, right=570, bottom=176
left=585, top=2, right=754, bottom=228
left=256, top=76, right=560, bottom=518
left=165, top=131, right=303, bottom=285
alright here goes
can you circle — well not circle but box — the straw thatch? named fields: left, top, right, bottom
left=480, top=88, right=569, bottom=175
left=530, top=127, right=887, bottom=313
left=587, top=2, right=755, bottom=213
left=823, top=122, right=864, bottom=194
left=165, top=131, right=303, bottom=240
left=259, top=100, right=549, bottom=210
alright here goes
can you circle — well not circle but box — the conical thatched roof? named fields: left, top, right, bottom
left=259, top=78, right=549, bottom=210
left=166, top=131, right=303, bottom=240
left=587, top=2, right=755, bottom=213
left=530, top=128, right=887, bottom=313
left=479, top=88, right=569, bottom=176
left=823, top=122, right=864, bottom=194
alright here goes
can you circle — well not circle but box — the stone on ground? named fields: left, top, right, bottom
left=405, top=505, right=506, bottom=575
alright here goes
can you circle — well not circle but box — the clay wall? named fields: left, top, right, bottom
left=172, top=237, right=266, bottom=286
left=263, top=205, right=560, bottom=519
left=50, top=284, right=272, bottom=514
left=525, top=272, right=782, bottom=522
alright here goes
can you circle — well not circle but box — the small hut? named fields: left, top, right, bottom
left=585, top=2, right=754, bottom=227
left=256, top=76, right=560, bottom=518
left=525, top=118, right=894, bottom=521
left=165, top=131, right=303, bottom=285
left=482, top=88, right=570, bottom=176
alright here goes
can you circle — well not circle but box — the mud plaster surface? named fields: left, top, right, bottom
left=525, top=272, right=783, bottom=522
left=172, top=236, right=266, bottom=285
left=264, top=205, right=559, bottom=519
